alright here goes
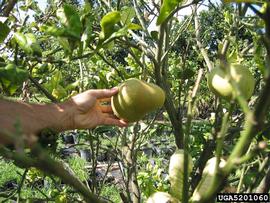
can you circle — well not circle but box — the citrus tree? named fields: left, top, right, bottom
left=0, top=0, right=269, bottom=202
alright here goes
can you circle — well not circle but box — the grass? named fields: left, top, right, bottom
left=100, top=184, right=122, bottom=202
left=0, top=158, right=23, bottom=187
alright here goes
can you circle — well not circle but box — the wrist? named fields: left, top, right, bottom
left=50, top=100, right=75, bottom=132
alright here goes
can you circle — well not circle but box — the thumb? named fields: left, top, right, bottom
left=91, top=87, right=119, bottom=99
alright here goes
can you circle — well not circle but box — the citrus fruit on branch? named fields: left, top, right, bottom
left=111, top=78, right=165, bottom=122
left=207, top=64, right=255, bottom=101
left=169, top=149, right=193, bottom=201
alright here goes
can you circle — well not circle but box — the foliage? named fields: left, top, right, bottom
left=0, top=0, right=270, bottom=202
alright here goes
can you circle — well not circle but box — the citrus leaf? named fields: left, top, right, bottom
left=57, top=37, right=72, bottom=55
left=0, top=22, right=10, bottom=43
left=40, top=25, right=66, bottom=37
left=52, top=85, right=67, bottom=99
left=157, top=0, right=182, bottom=25
left=13, top=33, right=32, bottom=54
left=13, top=33, right=42, bottom=56
left=100, top=11, right=121, bottom=40
left=65, top=80, right=80, bottom=91
left=51, top=70, right=63, bottom=89
left=56, top=4, right=82, bottom=39
left=121, top=7, right=136, bottom=25
left=25, top=33, right=42, bottom=56
left=0, top=64, right=28, bottom=95
left=127, top=23, right=141, bottom=30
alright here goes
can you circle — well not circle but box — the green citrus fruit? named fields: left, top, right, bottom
left=191, top=157, right=226, bottom=202
left=207, top=64, right=255, bottom=100
left=111, top=78, right=165, bottom=122
left=169, top=149, right=193, bottom=201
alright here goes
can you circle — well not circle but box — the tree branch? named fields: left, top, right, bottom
left=28, top=76, right=58, bottom=103
left=2, top=0, right=17, bottom=17
left=0, top=144, right=107, bottom=203
left=192, top=4, right=213, bottom=71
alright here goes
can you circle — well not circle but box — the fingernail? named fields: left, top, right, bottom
left=111, top=87, right=118, bottom=91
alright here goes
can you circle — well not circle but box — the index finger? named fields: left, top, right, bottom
left=91, top=87, right=119, bottom=99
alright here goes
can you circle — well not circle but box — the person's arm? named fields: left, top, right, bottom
left=0, top=88, right=127, bottom=144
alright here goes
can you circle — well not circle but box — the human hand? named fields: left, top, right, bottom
left=63, top=88, right=128, bottom=130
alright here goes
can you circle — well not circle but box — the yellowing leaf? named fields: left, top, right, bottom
left=100, top=11, right=121, bottom=40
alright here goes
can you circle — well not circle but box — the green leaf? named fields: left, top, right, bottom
left=52, top=85, right=67, bottom=99
left=0, top=57, right=5, bottom=67
left=150, top=31, right=159, bottom=41
left=0, top=22, right=10, bottom=43
left=127, top=23, right=141, bottom=30
left=65, top=80, right=80, bottom=91
left=25, top=33, right=42, bottom=56
left=121, top=7, right=136, bottom=25
left=57, top=37, right=72, bottom=55
left=100, top=11, right=121, bottom=40
left=0, top=64, right=28, bottom=95
left=81, top=18, right=93, bottom=50
left=13, top=33, right=32, bottom=54
left=110, top=27, right=129, bottom=39
left=51, top=70, right=62, bottom=89
left=13, top=33, right=42, bottom=56
left=56, top=4, right=82, bottom=39
left=40, top=25, right=66, bottom=37
left=157, top=0, right=182, bottom=25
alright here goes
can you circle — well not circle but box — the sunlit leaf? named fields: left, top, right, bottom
left=100, top=11, right=121, bottom=40
left=65, top=80, right=80, bottom=91
left=157, top=0, right=182, bottom=25
left=127, top=23, right=141, bottom=30
left=121, top=7, right=136, bottom=25
left=40, top=25, right=66, bottom=37
left=13, top=32, right=42, bottom=56
left=51, top=70, right=62, bottom=90
left=58, top=37, right=72, bottom=55
left=13, top=33, right=32, bottom=54
left=56, top=4, right=82, bottom=39
left=52, top=85, right=67, bottom=99
left=82, top=18, right=93, bottom=50
left=25, top=33, right=42, bottom=56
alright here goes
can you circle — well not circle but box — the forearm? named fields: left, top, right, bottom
left=0, top=99, right=73, bottom=143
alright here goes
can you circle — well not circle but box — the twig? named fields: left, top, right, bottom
left=161, top=15, right=193, bottom=62
left=182, top=68, right=203, bottom=203
left=16, top=169, right=28, bottom=202
left=28, top=75, right=58, bottom=103
left=95, top=51, right=124, bottom=80
left=256, top=167, right=270, bottom=193
left=132, top=0, right=152, bottom=44
left=193, top=4, right=213, bottom=71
